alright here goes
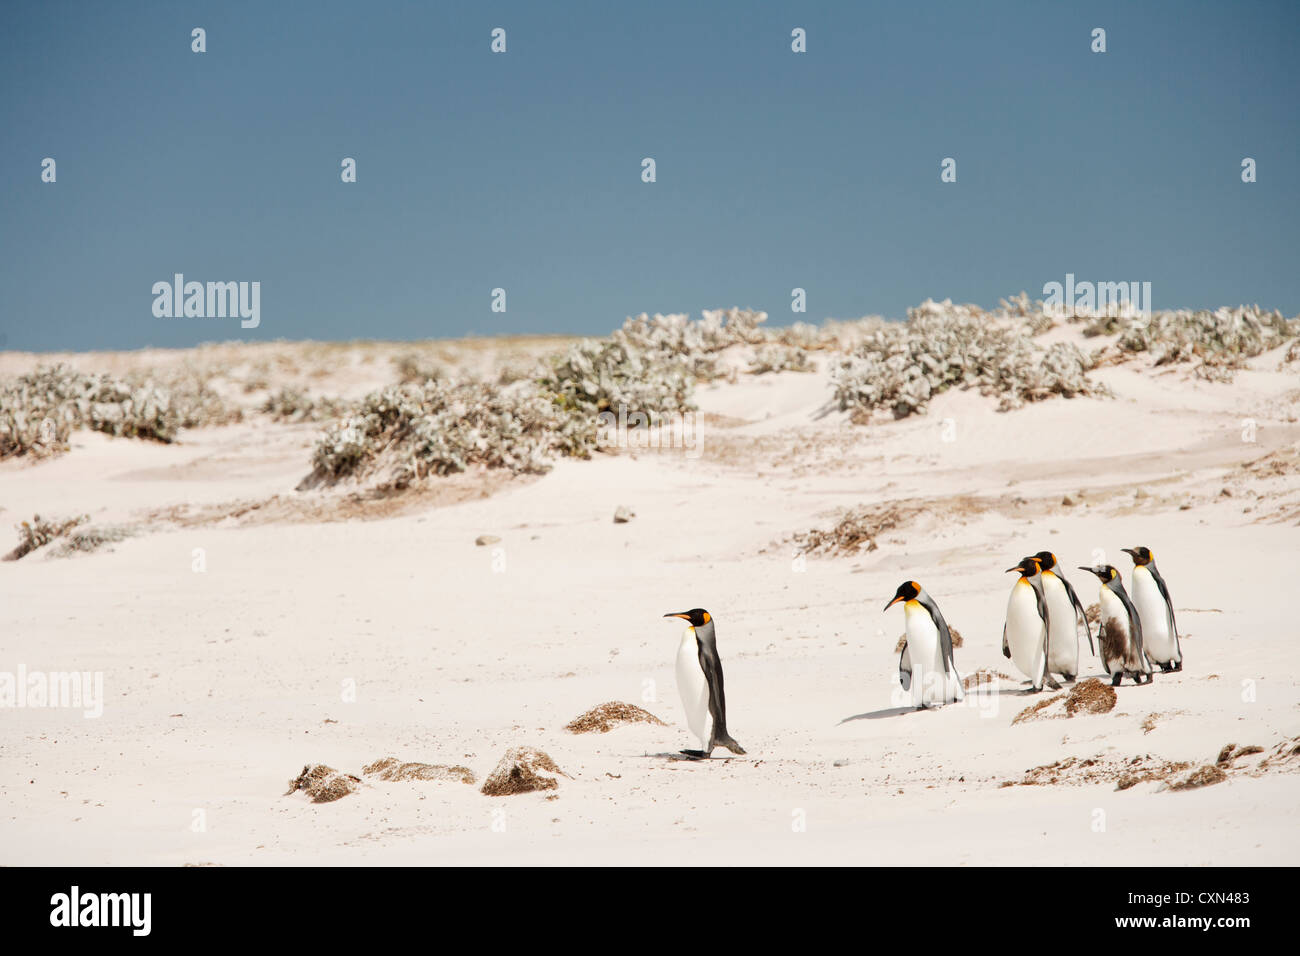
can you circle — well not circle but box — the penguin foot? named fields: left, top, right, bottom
left=1061, top=674, right=1076, bottom=683
left=1173, top=661, right=1183, bottom=672
left=1111, top=673, right=1122, bottom=687
left=1160, top=663, right=1173, bottom=673
left=1045, top=677, right=1062, bottom=691
left=679, top=749, right=707, bottom=760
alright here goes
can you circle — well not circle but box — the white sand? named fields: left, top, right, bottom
left=1, top=328, right=1297, bottom=865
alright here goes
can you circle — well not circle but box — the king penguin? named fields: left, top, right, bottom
left=1003, top=556, right=1060, bottom=692
left=662, top=609, right=746, bottom=758
left=1079, top=565, right=1153, bottom=685
left=1033, top=550, right=1096, bottom=682
left=884, top=581, right=963, bottom=708
left=1123, top=546, right=1182, bottom=672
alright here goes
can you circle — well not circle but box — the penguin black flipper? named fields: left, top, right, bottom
left=1149, top=563, right=1182, bottom=659
left=1001, top=623, right=1011, bottom=659
left=1060, top=573, right=1096, bottom=657
left=1029, top=574, right=1060, bottom=690
left=695, top=629, right=746, bottom=755
left=919, top=592, right=956, bottom=675
left=898, top=643, right=912, bottom=691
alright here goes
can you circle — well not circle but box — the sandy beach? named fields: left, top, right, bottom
left=1, top=316, right=1298, bottom=866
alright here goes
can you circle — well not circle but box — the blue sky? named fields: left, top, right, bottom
left=1, top=0, right=1297, bottom=351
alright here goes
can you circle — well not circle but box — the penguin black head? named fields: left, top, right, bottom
left=1079, top=564, right=1121, bottom=584
left=883, top=580, right=921, bottom=611
left=664, top=608, right=711, bottom=628
left=1033, top=550, right=1058, bottom=571
left=1007, top=556, right=1042, bottom=577
left=1122, top=546, right=1154, bottom=566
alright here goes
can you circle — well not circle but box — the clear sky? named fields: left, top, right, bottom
left=1, top=0, right=1297, bottom=351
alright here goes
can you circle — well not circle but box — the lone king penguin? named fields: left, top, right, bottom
left=663, top=609, right=746, bottom=758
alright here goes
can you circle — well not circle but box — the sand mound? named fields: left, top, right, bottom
left=480, top=747, right=570, bottom=796
left=565, top=701, right=666, bottom=734
left=362, top=756, right=475, bottom=784
left=1064, top=678, right=1116, bottom=715
left=285, top=764, right=361, bottom=803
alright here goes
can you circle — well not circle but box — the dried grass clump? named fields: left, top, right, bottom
left=1093, top=306, right=1297, bottom=381
left=830, top=299, right=1108, bottom=421
left=305, top=379, right=563, bottom=487
left=47, top=524, right=133, bottom=559
left=362, top=756, right=475, bottom=784
left=1165, top=764, right=1228, bottom=791
left=4, top=514, right=89, bottom=561
left=1063, top=677, right=1117, bottom=716
left=1011, top=693, right=1065, bottom=725
left=480, top=747, right=570, bottom=796
left=1215, top=743, right=1265, bottom=766
left=564, top=702, right=666, bottom=734
left=285, top=763, right=361, bottom=803
left=260, top=387, right=346, bottom=423
left=792, top=503, right=918, bottom=555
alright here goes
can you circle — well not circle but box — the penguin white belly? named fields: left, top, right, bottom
left=1005, top=581, right=1046, bottom=684
left=675, top=628, right=711, bottom=749
left=1042, top=575, right=1079, bottom=677
left=1098, top=587, right=1131, bottom=674
left=903, top=603, right=961, bottom=706
left=1132, top=567, right=1176, bottom=663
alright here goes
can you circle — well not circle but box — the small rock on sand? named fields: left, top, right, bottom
left=475, top=534, right=501, bottom=546
left=613, top=506, right=635, bottom=524
left=480, top=747, right=570, bottom=796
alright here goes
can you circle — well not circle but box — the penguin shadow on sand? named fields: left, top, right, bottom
left=838, top=705, right=920, bottom=722
left=643, top=751, right=743, bottom=762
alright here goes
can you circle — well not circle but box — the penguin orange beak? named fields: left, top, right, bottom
left=883, top=595, right=903, bottom=611
left=1121, top=548, right=1136, bottom=557
left=1005, top=565, right=1024, bottom=574
left=663, top=612, right=692, bottom=622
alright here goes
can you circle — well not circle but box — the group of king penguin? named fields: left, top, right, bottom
left=661, top=546, right=1182, bottom=758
